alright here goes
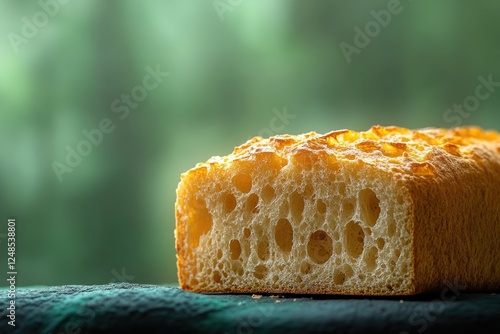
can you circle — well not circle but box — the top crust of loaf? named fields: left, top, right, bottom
left=198, top=126, right=500, bottom=178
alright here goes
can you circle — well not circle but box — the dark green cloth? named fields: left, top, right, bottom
left=1, top=283, right=499, bottom=333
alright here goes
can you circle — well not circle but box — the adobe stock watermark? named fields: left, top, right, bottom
left=340, top=0, right=413, bottom=64
left=399, top=280, right=467, bottom=334
left=49, top=268, right=135, bottom=334
left=48, top=307, right=95, bottom=334
left=51, top=65, right=169, bottom=182
left=443, top=74, right=499, bottom=127
left=251, top=106, right=295, bottom=140
left=213, top=0, right=244, bottom=21
left=109, top=267, right=135, bottom=283
left=7, top=0, right=72, bottom=54
left=236, top=303, right=275, bottom=334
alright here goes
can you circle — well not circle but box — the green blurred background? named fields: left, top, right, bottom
left=1, top=0, right=499, bottom=286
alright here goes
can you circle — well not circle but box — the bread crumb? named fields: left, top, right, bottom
left=492, top=293, right=497, bottom=296
left=270, top=295, right=280, bottom=299
left=293, top=299, right=297, bottom=302
left=399, top=300, right=404, bottom=303
left=252, top=294, right=263, bottom=299
left=237, top=302, right=242, bottom=306
left=275, top=300, right=281, bottom=304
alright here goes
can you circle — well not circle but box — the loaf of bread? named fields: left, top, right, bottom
left=175, top=126, right=500, bottom=295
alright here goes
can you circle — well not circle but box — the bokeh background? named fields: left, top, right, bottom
left=1, top=0, right=499, bottom=286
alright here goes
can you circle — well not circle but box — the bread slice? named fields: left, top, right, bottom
left=175, top=126, right=500, bottom=295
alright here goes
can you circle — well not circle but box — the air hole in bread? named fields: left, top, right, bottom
left=307, top=230, right=333, bottom=264
left=217, top=249, right=222, bottom=260
left=231, top=261, right=243, bottom=276
left=300, top=261, right=312, bottom=275
left=223, top=193, right=237, bottom=213
left=317, top=199, right=327, bottom=214
left=376, top=237, right=386, bottom=249
left=246, top=194, right=259, bottom=213
left=243, top=228, right=251, bottom=238
left=275, top=218, right=293, bottom=252
left=188, top=198, right=212, bottom=247
left=333, top=269, right=346, bottom=285
left=343, top=264, right=354, bottom=279
left=253, top=265, right=268, bottom=279
left=345, top=221, right=365, bottom=259
left=229, top=239, right=241, bottom=260
left=213, top=271, right=222, bottom=283
left=261, top=184, right=275, bottom=203
left=257, top=238, right=270, bottom=261
left=333, top=264, right=353, bottom=285
left=394, top=249, right=401, bottom=259
left=232, top=173, right=252, bottom=193
left=304, top=184, right=314, bottom=199
left=359, top=188, right=381, bottom=227
left=290, top=191, right=305, bottom=223
left=364, top=246, right=378, bottom=271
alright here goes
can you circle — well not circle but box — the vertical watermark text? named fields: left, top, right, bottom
left=6, top=219, right=17, bottom=327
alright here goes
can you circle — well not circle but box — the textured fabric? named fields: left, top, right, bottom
left=1, top=283, right=499, bottom=333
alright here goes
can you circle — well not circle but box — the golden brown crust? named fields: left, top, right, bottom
left=175, top=125, right=500, bottom=295
left=214, top=125, right=500, bottom=176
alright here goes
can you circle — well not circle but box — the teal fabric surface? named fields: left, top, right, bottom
left=1, top=283, right=499, bottom=333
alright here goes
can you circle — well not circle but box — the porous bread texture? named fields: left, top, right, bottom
left=175, top=126, right=500, bottom=295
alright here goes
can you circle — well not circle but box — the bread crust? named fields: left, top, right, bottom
left=175, top=126, right=500, bottom=295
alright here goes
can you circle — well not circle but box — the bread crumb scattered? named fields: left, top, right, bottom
left=492, top=293, right=496, bottom=296
left=270, top=295, right=280, bottom=299
left=252, top=294, right=263, bottom=299
left=275, top=300, right=281, bottom=304
left=399, top=300, right=404, bottom=304
left=293, top=299, right=297, bottom=302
